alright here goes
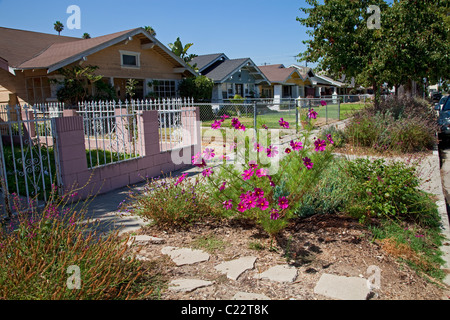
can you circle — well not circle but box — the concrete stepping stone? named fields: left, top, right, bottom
left=233, top=292, right=271, bottom=300
left=254, top=265, right=297, bottom=283
left=161, top=246, right=210, bottom=266
left=169, top=279, right=213, bottom=293
left=314, top=273, right=371, bottom=300
left=127, top=235, right=165, bottom=246
left=214, top=256, right=257, bottom=280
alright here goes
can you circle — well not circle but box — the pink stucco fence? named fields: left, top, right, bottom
left=53, top=108, right=200, bottom=200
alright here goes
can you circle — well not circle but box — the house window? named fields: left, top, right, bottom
left=153, top=80, right=177, bottom=98
left=26, top=77, right=51, bottom=104
left=120, top=51, right=140, bottom=68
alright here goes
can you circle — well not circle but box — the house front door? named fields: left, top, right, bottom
left=235, top=84, right=243, bottom=97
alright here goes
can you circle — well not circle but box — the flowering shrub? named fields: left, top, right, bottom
left=203, top=114, right=335, bottom=238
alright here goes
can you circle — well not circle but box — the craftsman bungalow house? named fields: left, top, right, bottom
left=0, top=27, right=196, bottom=108
left=190, top=53, right=269, bottom=102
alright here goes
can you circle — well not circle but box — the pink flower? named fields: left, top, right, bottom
left=266, top=145, right=278, bottom=158
left=219, top=181, right=227, bottom=191
left=256, top=168, right=269, bottom=177
left=278, top=196, right=289, bottom=210
left=231, top=118, right=240, bottom=128
left=326, top=134, right=334, bottom=145
left=223, top=200, right=233, bottom=210
left=270, top=209, right=280, bottom=220
left=237, top=201, right=248, bottom=213
left=279, top=118, right=290, bottom=129
left=211, top=120, right=221, bottom=130
left=242, top=169, right=254, bottom=181
left=244, top=194, right=258, bottom=209
left=262, top=124, right=268, bottom=129
left=308, top=109, right=318, bottom=119
left=237, top=124, right=246, bottom=131
left=254, top=143, right=263, bottom=152
left=253, top=188, right=264, bottom=198
left=202, top=168, right=213, bottom=177
left=221, top=114, right=230, bottom=121
left=303, top=157, right=314, bottom=170
left=248, top=160, right=258, bottom=169
left=285, top=148, right=292, bottom=154
left=256, top=197, right=269, bottom=211
left=290, top=140, right=303, bottom=151
left=314, top=139, right=327, bottom=152
left=174, top=173, right=188, bottom=186
left=192, top=153, right=207, bottom=168
left=203, top=148, right=215, bottom=160
left=320, top=100, right=327, bottom=106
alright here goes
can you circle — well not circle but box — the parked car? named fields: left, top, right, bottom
left=437, top=96, right=450, bottom=139
left=435, top=95, right=449, bottom=111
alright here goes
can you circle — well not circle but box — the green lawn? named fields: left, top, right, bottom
left=201, top=103, right=368, bottom=129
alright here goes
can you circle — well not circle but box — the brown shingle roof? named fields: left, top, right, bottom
left=258, top=64, right=300, bottom=83
left=18, top=29, right=137, bottom=70
left=0, top=27, right=80, bottom=68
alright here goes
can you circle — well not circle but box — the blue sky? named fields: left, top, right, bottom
left=0, top=0, right=314, bottom=68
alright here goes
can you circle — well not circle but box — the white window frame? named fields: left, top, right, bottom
left=120, top=50, right=141, bottom=69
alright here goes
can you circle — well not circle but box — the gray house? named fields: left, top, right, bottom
left=191, top=53, right=269, bottom=102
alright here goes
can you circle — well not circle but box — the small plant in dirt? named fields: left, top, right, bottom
left=122, top=174, right=220, bottom=229
left=0, top=189, right=161, bottom=300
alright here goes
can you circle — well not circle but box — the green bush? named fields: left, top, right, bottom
left=343, top=158, right=440, bottom=226
left=0, top=193, right=160, bottom=300
left=344, top=96, right=438, bottom=153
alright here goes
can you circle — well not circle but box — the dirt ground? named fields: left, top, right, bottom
left=131, top=214, right=450, bottom=300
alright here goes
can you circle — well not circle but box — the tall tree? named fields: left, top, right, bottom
left=54, top=21, right=64, bottom=36
left=297, top=0, right=389, bottom=106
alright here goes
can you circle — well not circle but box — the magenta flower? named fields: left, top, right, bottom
left=231, top=118, right=240, bottom=127
left=270, top=209, right=280, bottom=220
left=308, top=108, right=318, bottom=119
left=221, top=114, right=230, bottom=121
left=266, top=145, right=278, bottom=158
left=290, top=140, right=303, bottom=151
left=223, top=200, right=233, bottom=210
left=303, top=157, right=314, bottom=170
left=320, top=100, right=327, bottom=106
left=314, top=139, right=327, bottom=152
left=279, top=118, right=290, bottom=129
left=326, top=134, right=334, bottom=145
left=278, top=196, right=289, bottom=210
left=174, top=173, right=188, bottom=186
left=237, top=124, right=246, bottom=131
left=254, top=142, right=263, bottom=152
left=244, top=194, right=258, bottom=209
left=202, top=168, right=213, bottom=177
left=248, top=160, right=258, bottom=169
left=211, top=120, right=221, bottom=130
left=242, top=169, right=254, bottom=181
left=256, top=197, right=269, bottom=211
left=262, top=124, right=268, bottom=129
left=192, top=153, right=207, bottom=168
left=203, top=148, right=215, bottom=160
left=253, top=188, right=264, bottom=198
left=285, top=148, right=292, bottom=154
left=219, top=181, right=227, bottom=191
left=237, top=201, right=248, bottom=213
left=256, top=168, right=269, bottom=177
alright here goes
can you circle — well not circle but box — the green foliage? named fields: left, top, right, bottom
left=344, top=158, right=440, bottom=227
left=54, top=21, right=64, bottom=35
left=124, top=174, right=220, bottom=229
left=178, top=75, right=214, bottom=102
left=55, top=65, right=103, bottom=106
left=345, top=96, right=438, bottom=153
left=0, top=192, right=160, bottom=300
left=168, top=37, right=198, bottom=69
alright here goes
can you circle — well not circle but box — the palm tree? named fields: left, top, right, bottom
left=82, top=33, right=91, bottom=39
left=54, top=21, right=64, bottom=36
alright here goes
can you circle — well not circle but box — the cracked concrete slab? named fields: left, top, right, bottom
left=214, top=256, right=257, bottom=280
left=314, top=273, right=371, bottom=300
left=253, top=265, right=298, bottom=283
left=161, top=246, right=210, bottom=266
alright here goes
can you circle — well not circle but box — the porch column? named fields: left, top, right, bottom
left=274, top=85, right=282, bottom=105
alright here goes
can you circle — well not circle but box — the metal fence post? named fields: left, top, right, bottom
left=253, top=102, right=257, bottom=130
left=338, top=99, right=341, bottom=121
left=295, top=99, right=299, bottom=133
